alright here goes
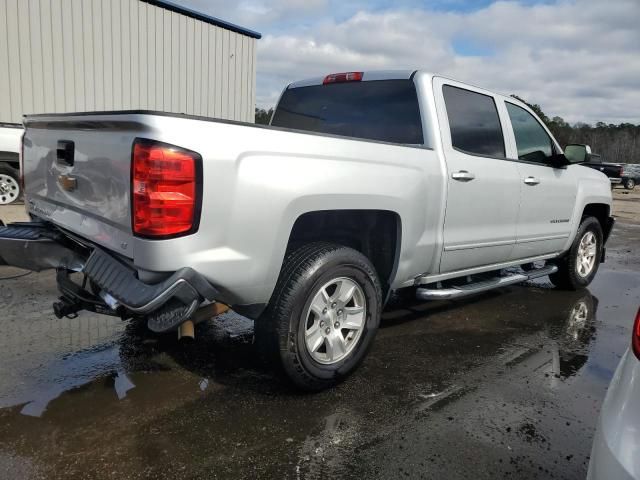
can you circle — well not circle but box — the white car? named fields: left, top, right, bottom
left=588, top=307, right=640, bottom=479
left=0, top=123, right=23, bottom=204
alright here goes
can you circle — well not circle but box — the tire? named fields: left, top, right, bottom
left=0, top=164, right=21, bottom=205
left=624, top=178, right=636, bottom=190
left=549, top=217, right=603, bottom=290
left=256, top=242, right=382, bottom=391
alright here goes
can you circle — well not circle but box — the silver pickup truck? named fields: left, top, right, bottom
left=0, top=70, right=614, bottom=390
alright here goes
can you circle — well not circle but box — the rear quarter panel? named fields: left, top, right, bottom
left=129, top=116, right=445, bottom=305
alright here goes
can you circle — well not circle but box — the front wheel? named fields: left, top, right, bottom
left=549, top=216, right=603, bottom=290
left=256, top=243, right=382, bottom=391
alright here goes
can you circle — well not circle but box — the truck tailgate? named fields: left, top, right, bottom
left=22, top=113, right=150, bottom=257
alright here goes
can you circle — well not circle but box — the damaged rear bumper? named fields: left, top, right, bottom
left=0, top=222, right=219, bottom=332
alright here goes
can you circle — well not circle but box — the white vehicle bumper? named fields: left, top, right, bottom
left=588, top=349, right=640, bottom=480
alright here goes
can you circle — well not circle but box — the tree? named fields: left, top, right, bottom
left=510, top=95, right=550, bottom=125
left=255, top=107, right=273, bottom=125
left=511, top=95, right=640, bottom=163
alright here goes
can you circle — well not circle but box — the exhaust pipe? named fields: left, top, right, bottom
left=177, top=302, right=230, bottom=340
left=178, top=320, right=195, bottom=340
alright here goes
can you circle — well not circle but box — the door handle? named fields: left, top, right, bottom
left=524, top=176, right=540, bottom=186
left=451, top=170, right=476, bottom=182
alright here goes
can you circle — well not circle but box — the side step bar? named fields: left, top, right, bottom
left=416, top=265, right=558, bottom=301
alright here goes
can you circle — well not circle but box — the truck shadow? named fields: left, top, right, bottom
left=127, top=285, right=598, bottom=395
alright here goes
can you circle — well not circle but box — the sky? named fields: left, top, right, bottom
left=181, top=0, right=639, bottom=125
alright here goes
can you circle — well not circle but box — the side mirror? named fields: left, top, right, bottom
left=564, top=144, right=592, bottom=164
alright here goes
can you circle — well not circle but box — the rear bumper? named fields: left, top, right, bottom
left=0, top=222, right=85, bottom=271
left=0, top=222, right=219, bottom=332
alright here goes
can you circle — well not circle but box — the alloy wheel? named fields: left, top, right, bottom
left=303, top=277, right=367, bottom=365
left=576, top=231, right=597, bottom=278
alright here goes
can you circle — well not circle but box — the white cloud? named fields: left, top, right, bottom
left=183, top=0, right=640, bottom=124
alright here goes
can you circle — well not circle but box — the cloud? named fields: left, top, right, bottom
left=183, top=0, right=640, bottom=124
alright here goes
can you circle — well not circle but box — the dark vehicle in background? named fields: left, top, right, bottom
left=621, top=164, right=640, bottom=190
left=581, top=153, right=623, bottom=189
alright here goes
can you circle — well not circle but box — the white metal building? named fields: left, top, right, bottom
left=0, top=0, right=260, bottom=124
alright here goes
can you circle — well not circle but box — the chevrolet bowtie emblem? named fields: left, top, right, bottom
left=58, top=174, right=77, bottom=192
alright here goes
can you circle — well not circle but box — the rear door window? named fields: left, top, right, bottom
left=506, top=102, right=554, bottom=163
left=271, top=80, right=424, bottom=145
left=442, top=85, right=505, bottom=158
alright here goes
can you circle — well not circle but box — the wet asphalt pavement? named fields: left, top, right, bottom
left=0, top=219, right=639, bottom=479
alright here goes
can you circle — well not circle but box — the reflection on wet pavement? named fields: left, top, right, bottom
left=0, top=262, right=638, bottom=478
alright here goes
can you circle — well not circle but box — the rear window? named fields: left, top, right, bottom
left=443, top=85, right=505, bottom=158
left=271, top=80, right=424, bottom=145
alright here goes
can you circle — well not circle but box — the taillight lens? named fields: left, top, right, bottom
left=633, top=307, right=640, bottom=360
left=132, top=139, right=201, bottom=238
left=323, top=72, right=363, bottom=84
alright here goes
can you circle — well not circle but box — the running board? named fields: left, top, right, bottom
left=415, top=265, right=558, bottom=301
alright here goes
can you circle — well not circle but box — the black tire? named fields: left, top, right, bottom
left=0, top=163, right=21, bottom=205
left=624, top=178, right=636, bottom=190
left=549, top=217, right=603, bottom=290
left=256, top=242, right=382, bottom=391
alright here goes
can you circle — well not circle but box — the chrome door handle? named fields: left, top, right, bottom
left=451, top=170, right=476, bottom=182
left=524, top=176, right=540, bottom=185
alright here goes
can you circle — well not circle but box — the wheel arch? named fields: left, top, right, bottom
left=0, top=152, right=19, bottom=166
left=582, top=203, right=613, bottom=243
left=284, top=209, right=402, bottom=296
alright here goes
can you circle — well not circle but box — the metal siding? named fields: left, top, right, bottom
left=17, top=0, right=33, bottom=114
left=220, top=28, right=228, bottom=119
left=39, top=0, right=55, bottom=113
left=179, top=14, right=188, bottom=114
left=207, top=24, right=217, bottom=117
left=115, top=0, right=124, bottom=109
left=92, top=0, right=104, bottom=110
left=0, top=1, right=12, bottom=120
left=102, top=0, right=113, bottom=110
left=129, top=0, right=139, bottom=109
left=186, top=17, right=194, bottom=115
left=28, top=0, right=44, bottom=113
left=192, top=20, right=201, bottom=116
left=200, top=23, right=208, bottom=117
left=71, top=0, right=86, bottom=111
left=0, top=0, right=256, bottom=123
left=81, top=0, right=95, bottom=111
left=251, top=37, right=256, bottom=122
left=6, top=0, right=22, bottom=121
left=162, top=9, right=171, bottom=111
left=137, top=2, right=147, bottom=108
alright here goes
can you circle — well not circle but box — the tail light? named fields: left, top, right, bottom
left=633, top=307, right=640, bottom=360
left=620, top=166, right=624, bottom=177
left=323, top=72, right=363, bottom=85
left=132, top=139, right=201, bottom=238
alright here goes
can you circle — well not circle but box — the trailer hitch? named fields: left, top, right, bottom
left=53, top=268, right=127, bottom=319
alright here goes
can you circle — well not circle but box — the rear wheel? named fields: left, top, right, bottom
left=256, top=243, right=382, bottom=391
left=624, top=178, right=636, bottom=190
left=549, top=217, right=602, bottom=290
left=0, top=164, right=20, bottom=205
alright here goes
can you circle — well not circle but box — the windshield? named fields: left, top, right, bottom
left=271, top=79, right=424, bottom=145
